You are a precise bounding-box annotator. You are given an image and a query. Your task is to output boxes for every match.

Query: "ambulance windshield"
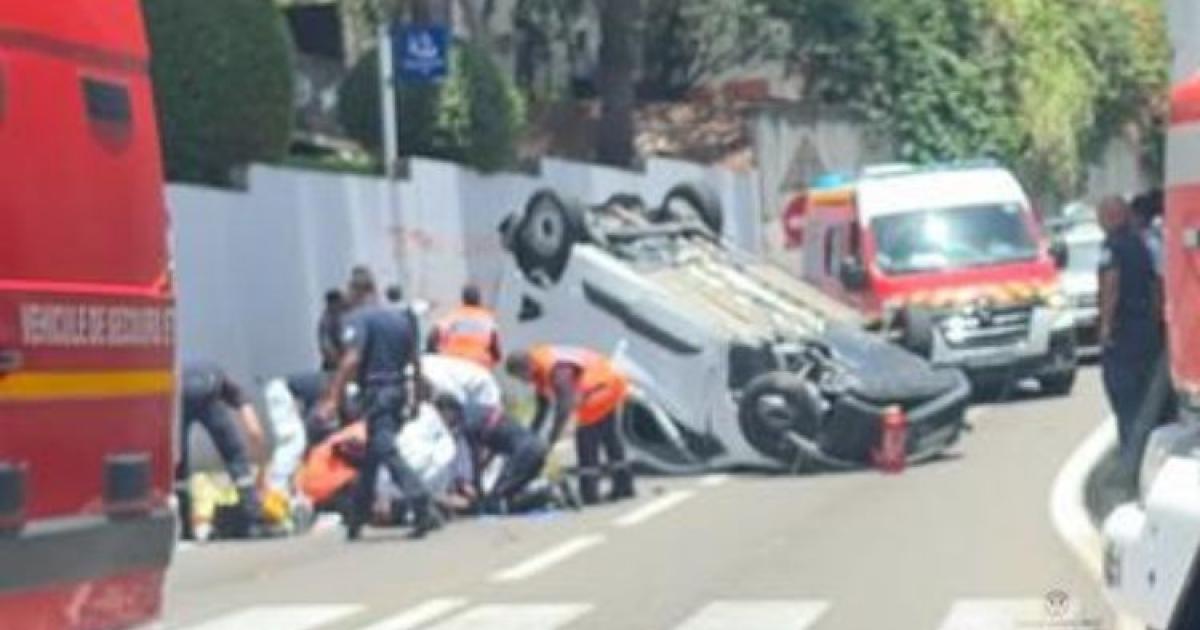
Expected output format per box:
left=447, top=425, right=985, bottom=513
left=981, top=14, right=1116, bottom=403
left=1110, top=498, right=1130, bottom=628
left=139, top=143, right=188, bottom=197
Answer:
left=870, top=203, right=1039, bottom=274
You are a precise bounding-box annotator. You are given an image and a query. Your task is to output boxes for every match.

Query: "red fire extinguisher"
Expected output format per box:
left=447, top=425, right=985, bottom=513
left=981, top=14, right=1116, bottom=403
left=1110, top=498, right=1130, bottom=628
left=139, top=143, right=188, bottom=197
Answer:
left=873, top=405, right=907, bottom=474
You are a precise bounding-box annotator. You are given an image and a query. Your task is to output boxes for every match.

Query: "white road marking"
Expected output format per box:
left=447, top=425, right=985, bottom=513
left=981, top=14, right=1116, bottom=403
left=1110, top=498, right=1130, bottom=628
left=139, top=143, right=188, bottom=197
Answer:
left=936, top=598, right=1095, bottom=630
left=613, top=489, right=696, bottom=528
left=672, top=600, right=830, bottom=630
left=698, top=473, right=731, bottom=487
left=489, top=534, right=606, bottom=582
left=1049, top=418, right=1116, bottom=581
left=421, top=604, right=592, bottom=630
left=357, top=598, right=468, bottom=630
left=178, top=604, right=363, bottom=630
left=966, top=407, right=988, bottom=421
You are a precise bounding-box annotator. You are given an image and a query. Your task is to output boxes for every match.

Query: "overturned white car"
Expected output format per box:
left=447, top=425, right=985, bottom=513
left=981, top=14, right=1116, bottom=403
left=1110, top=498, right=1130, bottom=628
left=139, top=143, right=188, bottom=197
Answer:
left=495, top=184, right=971, bottom=473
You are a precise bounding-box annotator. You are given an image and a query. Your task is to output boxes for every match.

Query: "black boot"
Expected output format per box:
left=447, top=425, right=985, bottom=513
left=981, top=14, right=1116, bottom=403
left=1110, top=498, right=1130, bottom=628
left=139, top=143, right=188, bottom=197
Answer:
left=408, top=497, right=439, bottom=539
left=608, top=467, right=636, bottom=502
left=176, top=488, right=195, bottom=541
left=579, top=475, right=600, bottom=506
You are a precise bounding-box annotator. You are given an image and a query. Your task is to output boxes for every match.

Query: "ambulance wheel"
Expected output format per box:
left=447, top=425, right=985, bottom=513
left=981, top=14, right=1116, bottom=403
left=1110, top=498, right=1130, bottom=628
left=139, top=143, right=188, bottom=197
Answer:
left=899, top=307, right=936, bottom=357
left=512, top=189, right=586, bottom=285
left=738, top=372, right=824, bottom=463
left=655, top=181, right=724, bottom=237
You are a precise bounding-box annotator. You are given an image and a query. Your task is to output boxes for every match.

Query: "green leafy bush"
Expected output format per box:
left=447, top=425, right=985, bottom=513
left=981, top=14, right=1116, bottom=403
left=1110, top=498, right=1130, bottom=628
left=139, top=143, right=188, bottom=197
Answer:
left=760, top=0, right=1169, bottom=199
left=338, top=40, right=526, bottom=172
left=142, top=0, right=295, bottom=186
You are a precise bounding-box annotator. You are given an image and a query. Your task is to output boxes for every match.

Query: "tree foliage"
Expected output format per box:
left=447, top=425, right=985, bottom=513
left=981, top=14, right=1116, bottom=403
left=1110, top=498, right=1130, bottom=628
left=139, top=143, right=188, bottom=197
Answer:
left=338, top=40, right=526, bottom=172
left=640, top=0, right=785, bottom=100
left=142, top=0, right=295, bottom=186
left=760, top=0, right=1168, bottom=200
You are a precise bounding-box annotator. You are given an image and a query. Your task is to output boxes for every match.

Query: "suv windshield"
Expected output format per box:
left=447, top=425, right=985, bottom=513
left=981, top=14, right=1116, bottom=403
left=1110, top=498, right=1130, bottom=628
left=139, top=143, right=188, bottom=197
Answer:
left=871, top=203, right=1038, bottom=274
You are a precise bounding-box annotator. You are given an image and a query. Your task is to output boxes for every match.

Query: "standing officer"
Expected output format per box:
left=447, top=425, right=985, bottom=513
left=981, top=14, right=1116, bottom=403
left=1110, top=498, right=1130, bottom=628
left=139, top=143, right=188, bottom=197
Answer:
left=178, top=361, right=267, bottom=539
left=427, top=283, right=501, bottom=368
left=1097, top=196, right=1164, bottom=479
left=318, top=269, right=436, bottom=540
left=505, top=345, right=634, bottom=505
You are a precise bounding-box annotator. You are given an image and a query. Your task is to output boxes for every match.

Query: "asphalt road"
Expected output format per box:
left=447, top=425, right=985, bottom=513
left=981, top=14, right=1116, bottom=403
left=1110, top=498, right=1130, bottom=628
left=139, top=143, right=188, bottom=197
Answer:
left=164, top=367, right=1114, bottom=630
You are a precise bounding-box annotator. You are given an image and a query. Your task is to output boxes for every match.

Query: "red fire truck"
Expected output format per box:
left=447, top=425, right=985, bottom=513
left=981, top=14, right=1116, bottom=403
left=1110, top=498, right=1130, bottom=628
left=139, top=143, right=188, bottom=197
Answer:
left=0, top=2, right=176, bottom=628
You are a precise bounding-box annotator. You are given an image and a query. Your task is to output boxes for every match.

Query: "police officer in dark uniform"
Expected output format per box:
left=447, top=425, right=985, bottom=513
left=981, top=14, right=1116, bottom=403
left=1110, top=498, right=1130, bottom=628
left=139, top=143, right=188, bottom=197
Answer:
left=1097, top=196, right=1164, bottom=478
left=432, top=393, right=547, bottom=514
left=317, top=268, right=436, bottom=540
left=178, top=361, right=267, bottom=539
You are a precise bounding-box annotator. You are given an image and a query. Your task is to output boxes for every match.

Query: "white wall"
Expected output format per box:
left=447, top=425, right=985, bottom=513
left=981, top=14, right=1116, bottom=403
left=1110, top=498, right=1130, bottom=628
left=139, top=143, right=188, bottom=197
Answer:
left=169, top=156, right=761, bottom=389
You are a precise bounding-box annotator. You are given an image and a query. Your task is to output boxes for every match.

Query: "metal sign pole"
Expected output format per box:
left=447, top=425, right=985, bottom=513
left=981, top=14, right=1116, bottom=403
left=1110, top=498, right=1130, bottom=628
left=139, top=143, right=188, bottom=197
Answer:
left=377, top=22, right=412, bottom=293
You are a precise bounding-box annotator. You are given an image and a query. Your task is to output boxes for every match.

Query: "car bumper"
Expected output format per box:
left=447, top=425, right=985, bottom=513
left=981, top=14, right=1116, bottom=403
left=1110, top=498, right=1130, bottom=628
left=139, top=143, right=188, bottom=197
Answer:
left=820, top=369, right=971, bottom=463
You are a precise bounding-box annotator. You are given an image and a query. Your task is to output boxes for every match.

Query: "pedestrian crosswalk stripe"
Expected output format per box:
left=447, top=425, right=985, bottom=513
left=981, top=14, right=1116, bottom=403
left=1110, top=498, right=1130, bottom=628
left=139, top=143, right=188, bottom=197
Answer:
left=672, top=600, right=830, bottom=630
left=936, top=599, right=1084, bottom=630
left=178, top=604, right=364, bottom=630
left=612, top=489, right=696, bottom=527
left=489, top=534, right=606, bottom=582
left=356, top=598, right=468, bottom=630
left=418, top=604, right=592, bottom=630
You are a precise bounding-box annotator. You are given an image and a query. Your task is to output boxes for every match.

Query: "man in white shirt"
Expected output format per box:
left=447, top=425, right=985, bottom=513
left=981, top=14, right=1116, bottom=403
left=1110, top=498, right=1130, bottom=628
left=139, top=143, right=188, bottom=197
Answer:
left=420, top=353, right=502, bottom=422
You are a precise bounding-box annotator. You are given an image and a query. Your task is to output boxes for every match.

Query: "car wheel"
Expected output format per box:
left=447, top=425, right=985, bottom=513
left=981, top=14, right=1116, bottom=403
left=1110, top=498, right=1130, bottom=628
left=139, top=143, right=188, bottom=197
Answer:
left=512, top=189, right=586, bottom=285
left=654, top=181, right=724, bottom=237
left=1040, top=369, right=1077, bottom=396
left=737, top=371, right=824, bottom=465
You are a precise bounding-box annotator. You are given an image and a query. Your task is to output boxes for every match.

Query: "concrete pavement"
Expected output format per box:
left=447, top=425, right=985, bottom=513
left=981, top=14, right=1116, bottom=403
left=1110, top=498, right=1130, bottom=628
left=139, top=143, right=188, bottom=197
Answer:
left=164, top=368, right=1114, bottom=630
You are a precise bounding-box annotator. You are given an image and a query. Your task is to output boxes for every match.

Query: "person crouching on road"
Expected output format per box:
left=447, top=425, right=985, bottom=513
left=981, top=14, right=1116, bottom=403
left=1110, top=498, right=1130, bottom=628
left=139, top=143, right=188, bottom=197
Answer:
left=505, top=346, right=634, bottom=505
left=433, top=393, right=547, bottom=514
left=427, top=283, right=501, bottom=369
left=1096, top=196, right=1165, bottom=482
left=316, top=269, right=437, bottom=541
left=178, top=361, right=268, bottom=540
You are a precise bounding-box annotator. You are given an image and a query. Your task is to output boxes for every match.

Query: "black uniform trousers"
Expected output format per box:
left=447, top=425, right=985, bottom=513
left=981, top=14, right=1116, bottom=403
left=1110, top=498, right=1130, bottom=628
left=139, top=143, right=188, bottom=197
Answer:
left=352, top=384, right=430, bottom=521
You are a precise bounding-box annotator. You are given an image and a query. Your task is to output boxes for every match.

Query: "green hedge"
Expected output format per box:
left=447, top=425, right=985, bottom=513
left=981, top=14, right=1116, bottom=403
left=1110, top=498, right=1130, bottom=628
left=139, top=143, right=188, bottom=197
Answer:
left=143, top=0, right=295, bottom=186
left=338, top=40, right=526, bottom=172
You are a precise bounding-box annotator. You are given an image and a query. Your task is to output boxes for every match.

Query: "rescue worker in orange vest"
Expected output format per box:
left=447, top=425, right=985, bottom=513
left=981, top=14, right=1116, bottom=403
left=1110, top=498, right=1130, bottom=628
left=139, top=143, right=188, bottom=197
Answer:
left=505, top=345, right=635, bottom=505
left=427, top=284, right=501, bottom=369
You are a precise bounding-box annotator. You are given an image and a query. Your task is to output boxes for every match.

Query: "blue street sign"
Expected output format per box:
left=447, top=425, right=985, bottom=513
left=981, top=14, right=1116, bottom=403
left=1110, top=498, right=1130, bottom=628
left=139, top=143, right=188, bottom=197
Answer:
left=393, top=23, right=449, bottom=84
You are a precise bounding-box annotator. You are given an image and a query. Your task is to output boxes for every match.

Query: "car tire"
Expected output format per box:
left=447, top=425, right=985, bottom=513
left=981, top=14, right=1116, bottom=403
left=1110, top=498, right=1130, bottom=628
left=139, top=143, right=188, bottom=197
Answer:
left=655, top=181, right=724, bottom=237
left=738, top=371, right=825, bottom=464
left=1040, top=369, right=1077, bottom=396
left=511, top=189, right=586, bottom=285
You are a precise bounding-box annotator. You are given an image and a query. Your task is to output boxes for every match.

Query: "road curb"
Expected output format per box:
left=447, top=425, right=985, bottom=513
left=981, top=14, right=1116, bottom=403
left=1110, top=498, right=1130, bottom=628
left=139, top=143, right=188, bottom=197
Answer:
left=1049, top=418, right=1117, bottom=582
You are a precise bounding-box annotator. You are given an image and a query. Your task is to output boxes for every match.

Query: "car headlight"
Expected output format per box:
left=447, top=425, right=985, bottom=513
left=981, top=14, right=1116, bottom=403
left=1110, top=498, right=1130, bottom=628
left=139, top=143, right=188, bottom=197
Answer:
left=1044, top=290, right=1068, bottom=310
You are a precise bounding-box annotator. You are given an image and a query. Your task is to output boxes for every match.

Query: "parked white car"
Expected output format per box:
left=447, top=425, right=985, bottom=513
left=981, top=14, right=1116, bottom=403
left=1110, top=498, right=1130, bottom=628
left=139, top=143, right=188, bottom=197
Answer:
left=494, top=185, right=970, bottom=473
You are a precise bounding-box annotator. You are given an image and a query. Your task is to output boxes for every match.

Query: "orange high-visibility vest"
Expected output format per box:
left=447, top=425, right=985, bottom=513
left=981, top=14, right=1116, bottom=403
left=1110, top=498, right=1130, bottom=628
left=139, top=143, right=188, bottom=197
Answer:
left=435, top=305, right=498, bottom=368
left=528, top=345, right=628, bottom=425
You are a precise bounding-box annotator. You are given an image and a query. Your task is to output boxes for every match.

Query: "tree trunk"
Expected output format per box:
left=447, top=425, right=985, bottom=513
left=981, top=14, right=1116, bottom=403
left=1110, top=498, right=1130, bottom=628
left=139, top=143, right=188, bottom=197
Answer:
left=595, top=0, right=641, bottom=167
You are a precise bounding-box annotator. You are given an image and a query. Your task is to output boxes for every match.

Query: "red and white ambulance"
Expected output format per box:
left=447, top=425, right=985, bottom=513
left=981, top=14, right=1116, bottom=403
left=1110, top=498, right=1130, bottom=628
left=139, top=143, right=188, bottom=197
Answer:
left=796, top=162, right=1077, bottom=395
left=0, top=2, right=176, bottom=627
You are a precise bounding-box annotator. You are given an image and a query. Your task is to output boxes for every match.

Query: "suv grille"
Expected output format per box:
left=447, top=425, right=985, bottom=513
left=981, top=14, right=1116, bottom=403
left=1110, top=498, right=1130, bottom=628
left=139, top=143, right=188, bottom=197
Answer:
left=942, top=304, right=1032, bottom=349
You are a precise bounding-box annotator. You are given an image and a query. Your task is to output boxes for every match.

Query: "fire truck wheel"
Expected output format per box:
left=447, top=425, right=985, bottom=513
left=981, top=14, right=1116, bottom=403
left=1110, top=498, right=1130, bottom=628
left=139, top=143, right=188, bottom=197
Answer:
left=512, top=189, right=586, bottom=285
left=738, top=371, right=824, bottom=463
left=656, top=181, right=724, bottom=237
